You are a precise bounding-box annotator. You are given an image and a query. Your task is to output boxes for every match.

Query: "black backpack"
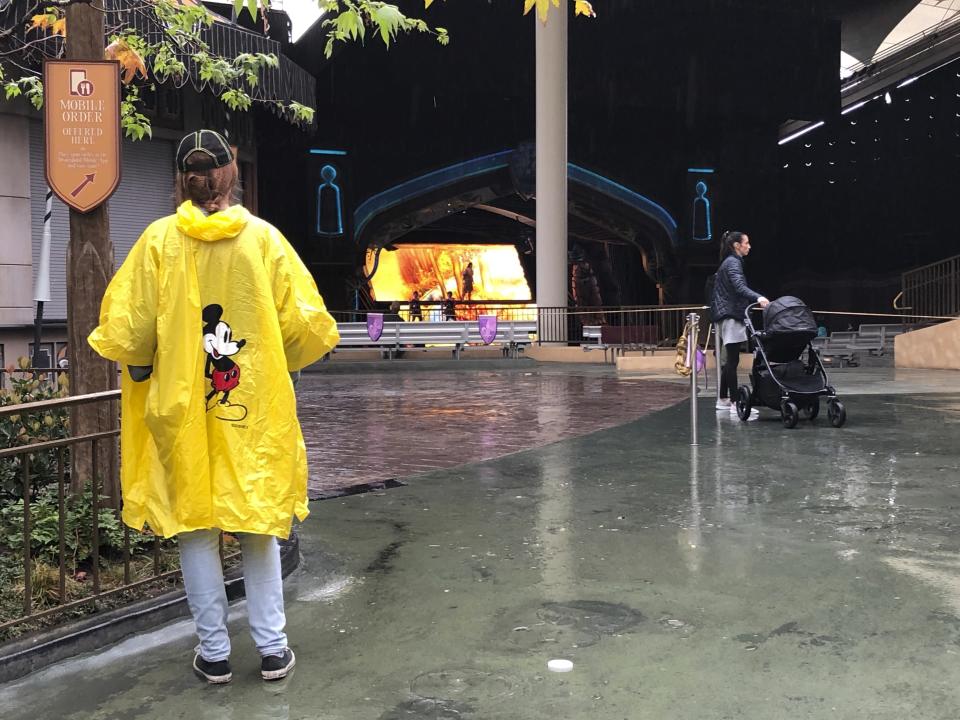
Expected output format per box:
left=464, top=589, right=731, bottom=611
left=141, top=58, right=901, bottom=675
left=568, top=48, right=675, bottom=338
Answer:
left=703, top=273, right=716, bottom=323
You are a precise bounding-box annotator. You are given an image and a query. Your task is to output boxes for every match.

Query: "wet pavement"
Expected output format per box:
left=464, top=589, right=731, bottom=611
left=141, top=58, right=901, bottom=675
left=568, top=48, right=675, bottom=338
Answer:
left=298, top=366, right=689, bottom=498
left=3, top=368, right=960, bottom=719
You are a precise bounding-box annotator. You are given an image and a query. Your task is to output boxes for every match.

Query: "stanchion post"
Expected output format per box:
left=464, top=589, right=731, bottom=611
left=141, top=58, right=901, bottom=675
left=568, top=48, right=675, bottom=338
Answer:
left=714, top=323, right=722, bottom=403
left=688, top=312, right=700, bottom=446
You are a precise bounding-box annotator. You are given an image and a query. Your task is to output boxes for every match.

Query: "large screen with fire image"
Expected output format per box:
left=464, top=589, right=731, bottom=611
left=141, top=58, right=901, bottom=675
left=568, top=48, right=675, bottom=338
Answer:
left=365, top=244, right=532, bottom=302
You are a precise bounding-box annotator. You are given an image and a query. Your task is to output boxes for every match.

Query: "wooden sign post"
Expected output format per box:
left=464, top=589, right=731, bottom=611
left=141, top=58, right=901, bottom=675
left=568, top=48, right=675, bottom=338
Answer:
left=43, top=60, right=121, bottom=213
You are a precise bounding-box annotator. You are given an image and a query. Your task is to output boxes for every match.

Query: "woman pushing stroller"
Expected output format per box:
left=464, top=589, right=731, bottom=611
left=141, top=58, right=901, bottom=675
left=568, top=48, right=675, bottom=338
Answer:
left=711, top=231, right=769, bottom=413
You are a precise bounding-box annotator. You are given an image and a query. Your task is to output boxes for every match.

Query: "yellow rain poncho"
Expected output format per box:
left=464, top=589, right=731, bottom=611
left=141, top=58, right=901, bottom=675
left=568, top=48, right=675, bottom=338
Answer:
left=89, top=201, right=339, bottom=539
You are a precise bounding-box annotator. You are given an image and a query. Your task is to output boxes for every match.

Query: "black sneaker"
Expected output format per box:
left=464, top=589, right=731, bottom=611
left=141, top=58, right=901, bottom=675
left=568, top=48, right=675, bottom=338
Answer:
left=260, top=648, right=296, bottom=681
left=193, top=654, right=232, bottom=684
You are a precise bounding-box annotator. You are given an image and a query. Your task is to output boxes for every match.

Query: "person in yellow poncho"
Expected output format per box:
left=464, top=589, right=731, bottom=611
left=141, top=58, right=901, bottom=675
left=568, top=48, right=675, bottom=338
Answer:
left=89, top=130, right=339, bottom=685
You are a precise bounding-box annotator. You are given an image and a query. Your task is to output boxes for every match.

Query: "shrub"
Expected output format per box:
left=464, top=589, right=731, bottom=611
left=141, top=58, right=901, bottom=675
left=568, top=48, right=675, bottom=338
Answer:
left=0, top=360, right=70, bottom=501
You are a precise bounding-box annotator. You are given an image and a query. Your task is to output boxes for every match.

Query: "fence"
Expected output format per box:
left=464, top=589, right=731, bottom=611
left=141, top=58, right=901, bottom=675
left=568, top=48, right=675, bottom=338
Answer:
left=0, top=367, right=68, bottom=393
left=331, top=303, right=709, bottom=350
left=899, top=254, right=960, bottom=319
left=329, top=303, right=538, bottom=325
left=0, top=390, right=238, bottom=639
left=536, top=305, right=710, bottom=347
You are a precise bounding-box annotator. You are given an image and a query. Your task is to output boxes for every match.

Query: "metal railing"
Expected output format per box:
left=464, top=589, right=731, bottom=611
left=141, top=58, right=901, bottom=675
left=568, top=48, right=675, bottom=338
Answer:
left=331, top=303, right=710, bottom=352
left=535, top=305, right=710, bottom=348
left=899, top=254, right=960, bottom=318
left=330, top=302, right=538, bottom=324
left=844, top=11, right=960, bottom=79
left=0, top=390, right=238, bottom=639
left=0, top=367, right=68, bottom=393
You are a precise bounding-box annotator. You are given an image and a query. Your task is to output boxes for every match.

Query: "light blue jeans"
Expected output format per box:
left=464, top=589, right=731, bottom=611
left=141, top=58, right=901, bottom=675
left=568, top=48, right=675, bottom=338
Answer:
left=178, top=529, right=288, bottom=662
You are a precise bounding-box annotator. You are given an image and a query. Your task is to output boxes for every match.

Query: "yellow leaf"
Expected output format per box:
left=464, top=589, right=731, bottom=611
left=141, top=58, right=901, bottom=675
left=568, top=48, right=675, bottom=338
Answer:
left=523, top=0, right=560, bottom=24
left=104, top=39, right=148, bottom=84
left=574, top=0, right=596, bottom=18
left=52, top=18, right=67, bottom=37
left=28, top=14, right=51, bottom=32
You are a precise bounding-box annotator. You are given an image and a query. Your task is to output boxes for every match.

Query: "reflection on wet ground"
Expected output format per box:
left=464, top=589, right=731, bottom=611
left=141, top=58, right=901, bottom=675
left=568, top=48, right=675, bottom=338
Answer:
left=298, top=367, right=688, bottom=497
left=3, top=368, right=960, bottom=719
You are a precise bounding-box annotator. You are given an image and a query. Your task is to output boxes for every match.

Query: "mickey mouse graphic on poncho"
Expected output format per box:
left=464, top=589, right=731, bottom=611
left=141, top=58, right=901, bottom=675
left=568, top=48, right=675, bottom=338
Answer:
left=202, top=304, right=248, bottom=421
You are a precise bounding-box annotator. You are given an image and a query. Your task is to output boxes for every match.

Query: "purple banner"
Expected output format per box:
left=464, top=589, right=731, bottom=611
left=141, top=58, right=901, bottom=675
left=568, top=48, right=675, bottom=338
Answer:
left=367, top=313, right=384, bottom=341
left=478, top=315, right=498, bottom=345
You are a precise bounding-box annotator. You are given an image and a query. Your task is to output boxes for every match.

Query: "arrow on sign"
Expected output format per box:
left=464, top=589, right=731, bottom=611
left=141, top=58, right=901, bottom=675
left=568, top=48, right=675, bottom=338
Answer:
left=70, top=173, right=96, bottom=197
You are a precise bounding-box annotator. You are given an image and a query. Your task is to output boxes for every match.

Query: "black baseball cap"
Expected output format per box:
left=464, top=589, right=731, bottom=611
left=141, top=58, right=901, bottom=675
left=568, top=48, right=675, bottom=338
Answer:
left=176, top=130, right=234, bottom=172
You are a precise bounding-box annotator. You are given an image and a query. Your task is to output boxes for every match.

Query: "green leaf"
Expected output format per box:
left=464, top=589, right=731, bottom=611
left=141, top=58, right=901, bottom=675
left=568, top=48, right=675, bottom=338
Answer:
left=333, top=9, right=363, bottom=42
left=371, top=3, right=405, bottom=47
left=287, top=101, right=315, bottom=125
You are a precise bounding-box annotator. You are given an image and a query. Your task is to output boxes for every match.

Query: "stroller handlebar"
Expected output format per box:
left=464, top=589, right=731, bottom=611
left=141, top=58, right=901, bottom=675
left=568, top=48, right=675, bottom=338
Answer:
left=743, top=302, right=763, bottom=334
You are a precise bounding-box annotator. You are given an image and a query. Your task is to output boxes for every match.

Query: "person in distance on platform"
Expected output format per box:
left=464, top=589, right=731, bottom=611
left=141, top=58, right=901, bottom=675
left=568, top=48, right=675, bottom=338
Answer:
left=88, top=129, right=339, bottom=685
left=409, top=290, right=424, bottom=321
left=442, top=291, right=456, bottom=321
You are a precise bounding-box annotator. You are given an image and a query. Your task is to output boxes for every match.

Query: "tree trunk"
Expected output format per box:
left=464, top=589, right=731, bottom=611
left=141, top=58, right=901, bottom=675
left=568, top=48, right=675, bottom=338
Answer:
left=65, top=3, right=120, bottom=506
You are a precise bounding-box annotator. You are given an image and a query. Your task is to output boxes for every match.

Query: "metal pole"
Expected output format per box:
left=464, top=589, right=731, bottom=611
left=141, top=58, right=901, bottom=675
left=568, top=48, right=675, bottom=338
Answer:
left=32, top=188, right=53, bottom=369
left=714, top=323, right=722, bottom=403
left=688, top=312, right=699, bottom=446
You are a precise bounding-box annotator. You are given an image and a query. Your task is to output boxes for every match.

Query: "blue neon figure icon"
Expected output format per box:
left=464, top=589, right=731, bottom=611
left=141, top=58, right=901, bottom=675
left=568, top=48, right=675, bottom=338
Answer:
left=692, top=180, right=712, bottom=242
left=316, top=164, right=344, bottom=235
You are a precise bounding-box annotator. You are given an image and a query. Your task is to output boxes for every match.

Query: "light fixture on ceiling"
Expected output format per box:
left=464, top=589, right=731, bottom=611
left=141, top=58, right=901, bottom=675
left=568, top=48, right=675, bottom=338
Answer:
left=841, top=100, right=869, bottom=115
left=778, top=121, right=826, bottom=146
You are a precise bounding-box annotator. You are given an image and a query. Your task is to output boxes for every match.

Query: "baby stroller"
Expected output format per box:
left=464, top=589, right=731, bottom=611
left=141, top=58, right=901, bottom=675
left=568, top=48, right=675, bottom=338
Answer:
left=735, top=296, right=847, bottom=428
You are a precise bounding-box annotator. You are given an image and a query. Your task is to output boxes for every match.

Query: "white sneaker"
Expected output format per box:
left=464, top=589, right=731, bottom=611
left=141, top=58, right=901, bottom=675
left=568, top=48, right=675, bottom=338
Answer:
left=716, top=399, right=732, bottom=411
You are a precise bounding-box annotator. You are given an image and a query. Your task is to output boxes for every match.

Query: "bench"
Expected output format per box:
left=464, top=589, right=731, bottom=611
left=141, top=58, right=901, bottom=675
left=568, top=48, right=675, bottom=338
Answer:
left=857, top=323, right=906, bottom=355
left=581, top=325, right=658, bottom=363
left=464, top=320, right=537, bottom=358
left=815, top=324, right=909, bottom=366
left=581, top=325, right=617, bottom=363
left=818, top=344, right=858, bottom=368
left=334, top=320, right=535, bottom=359
left=602, top=325, right=658, bottom=354
left=336, top=322, right=405, bottom=358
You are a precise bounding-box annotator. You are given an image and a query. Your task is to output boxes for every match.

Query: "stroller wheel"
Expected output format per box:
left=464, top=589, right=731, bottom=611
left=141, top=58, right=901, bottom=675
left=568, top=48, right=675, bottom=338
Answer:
left=828, top=400, right=847, bottom=428
left=736, top=385, right=752, bottom=422
left=781, top=401, right=799, bottom=429
left=803, top=399, right=820, bottom=420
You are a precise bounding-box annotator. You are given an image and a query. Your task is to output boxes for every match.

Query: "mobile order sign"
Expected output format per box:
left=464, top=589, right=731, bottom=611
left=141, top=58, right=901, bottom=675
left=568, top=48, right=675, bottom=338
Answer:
left=43, top=60, right=121, bottom=213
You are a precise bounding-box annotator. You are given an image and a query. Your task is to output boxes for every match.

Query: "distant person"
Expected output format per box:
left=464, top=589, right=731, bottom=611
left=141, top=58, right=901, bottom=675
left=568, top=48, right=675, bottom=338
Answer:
left=461, top=262, right=474, bottom=301
left=711, top=230, right=769, bottom=412
left=442, top=291, right=456, bottom=320
left=409, top=291, right=423, bottom=321
left=384, top=301, right=405, bottom=357
left=385, top=301, right=403, bottom=322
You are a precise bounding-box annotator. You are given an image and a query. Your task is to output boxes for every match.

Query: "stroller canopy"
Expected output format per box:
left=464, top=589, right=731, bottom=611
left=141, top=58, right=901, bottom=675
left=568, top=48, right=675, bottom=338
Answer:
left=763, top=296, right=817, bottom=336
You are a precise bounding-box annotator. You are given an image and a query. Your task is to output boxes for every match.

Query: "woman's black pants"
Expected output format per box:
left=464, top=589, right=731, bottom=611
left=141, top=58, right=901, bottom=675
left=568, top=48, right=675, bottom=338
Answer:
left=719, top=341, right=744, bottom=400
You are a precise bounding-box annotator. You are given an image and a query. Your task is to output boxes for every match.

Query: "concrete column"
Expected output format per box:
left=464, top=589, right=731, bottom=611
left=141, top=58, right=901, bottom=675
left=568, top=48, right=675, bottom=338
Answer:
left=0, top=113, right=34, bottom=327
left=535, top=5, right=568, bottom=325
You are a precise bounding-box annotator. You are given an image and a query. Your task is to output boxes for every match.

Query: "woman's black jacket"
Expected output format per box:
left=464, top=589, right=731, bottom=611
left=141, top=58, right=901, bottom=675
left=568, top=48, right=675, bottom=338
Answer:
left=711, top=254, right=761, bottom=322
